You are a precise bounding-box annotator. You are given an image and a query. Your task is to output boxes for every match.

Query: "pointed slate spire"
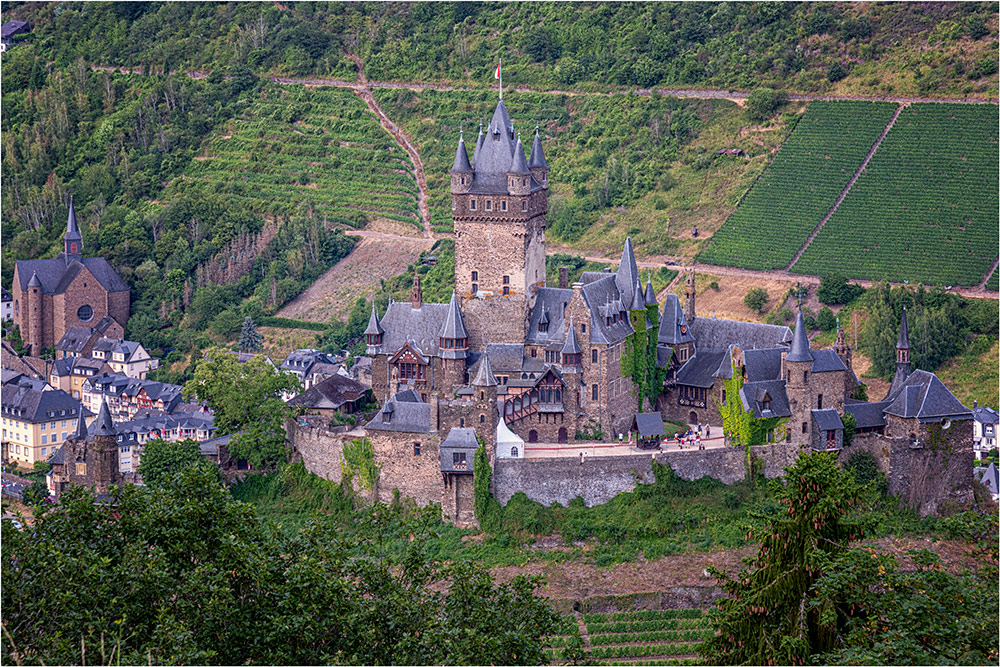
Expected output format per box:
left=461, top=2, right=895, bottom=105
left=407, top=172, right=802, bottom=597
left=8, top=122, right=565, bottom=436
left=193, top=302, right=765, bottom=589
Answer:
left=614, top=237, right=640, bottom=307
left=472, top=120, right=484, bottom=166
left=27, top=271, right=41, bottom=288
left=93, top=398, right=116, bottom=437
left=630, top=278, right=646, bottom=311
left=74, top=402, right=88, bottom=440
left=64, top=195, right=82, bottom=258
left=450, top=129, right=473, bottom=173
left=528, top=125, right=549, bottom=169
left=440, top=291, right=468, bottom=340
left=472, top=353, right=498, bottom=387
left=785, top=307, right=814, bottom=362
left=897, top=306, right=910, bottom=350
left=644, top=272, right=656, bottom=306
left=509, top=134, right=531, bottom=175
left=561, top=317, right=582, bottom=355
left=364, top=303, right=383, bottom=336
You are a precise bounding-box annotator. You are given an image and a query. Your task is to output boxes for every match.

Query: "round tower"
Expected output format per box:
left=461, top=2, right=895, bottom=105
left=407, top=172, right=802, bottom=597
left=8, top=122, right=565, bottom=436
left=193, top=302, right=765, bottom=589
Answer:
left=449, top=129, right=473, bottom=195
left=507, top=134, right=532, bottom=196
left=471, top=354, right=499, bottom=461
left=27, top=271, right=43, bottom=355
left=528, top=126, right=549, bottom=190
left=782, top=307, right=814, bottom=445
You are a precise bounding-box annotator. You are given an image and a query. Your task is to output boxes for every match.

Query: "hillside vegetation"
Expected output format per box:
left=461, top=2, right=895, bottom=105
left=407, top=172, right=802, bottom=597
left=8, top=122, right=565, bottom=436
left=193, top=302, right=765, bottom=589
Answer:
left=791, top=103, right=1000, bottom=286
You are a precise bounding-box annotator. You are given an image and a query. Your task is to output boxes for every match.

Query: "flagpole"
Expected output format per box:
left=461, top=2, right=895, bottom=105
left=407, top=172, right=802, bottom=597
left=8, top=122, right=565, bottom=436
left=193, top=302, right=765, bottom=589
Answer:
left=499, top=57, right=503, bottom=101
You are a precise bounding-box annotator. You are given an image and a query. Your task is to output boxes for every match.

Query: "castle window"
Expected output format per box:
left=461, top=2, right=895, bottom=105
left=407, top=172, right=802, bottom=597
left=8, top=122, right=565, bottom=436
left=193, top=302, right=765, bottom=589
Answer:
left=523, top=178, right=527, bottom=186
left=581, top=324, right=586, bottom=333
left=471, top=283, right=477, bottom=294
left=511, top=446, right=518, bottom=457
left=460, top=418, right=465, bottom=427
left=538, top=320, right=548, bottom=333
left=803, top=371, right=808, bottom=383
left=802, top=422, right=808, bottom=434
left=503, top=286, right=510, bottom=296
left=480, top=391, right=484, bottom=400
left=503, top=275, right=510, bottom=285
left=501, top=200, right=507, bottom=211
left=413, top=442, right=421, bottom=456
left=531, top=348, right=536, bottom=357
left=592, top=384, right=598, bottom=400
left=472, top=271, right=478, bottom=282
left=470, top=200, right=476, bottom=210
left=461, top=176, right=466, bottom=185
left=71, top=243, right=78, bottom=253
left=522, top=201, right=527, bottom=211
left=817, top=394, right=823, bottom=409
left=77, top=304, right=94, bottom=322
left=480, top=414, right=485, bottom=423
left=721, top=389, right=726, bottom=404
left=592, top=349, right=598, bottom=363
left=453, top=452, right=467, bottom=469
left=486, top=200, right=492, bottom=211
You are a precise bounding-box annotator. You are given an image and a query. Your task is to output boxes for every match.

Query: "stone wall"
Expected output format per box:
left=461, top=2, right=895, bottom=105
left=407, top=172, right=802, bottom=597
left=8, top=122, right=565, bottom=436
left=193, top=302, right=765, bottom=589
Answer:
left=287, top=420, right=350, bottom=484
left=493, top=443, right=800, bottom=507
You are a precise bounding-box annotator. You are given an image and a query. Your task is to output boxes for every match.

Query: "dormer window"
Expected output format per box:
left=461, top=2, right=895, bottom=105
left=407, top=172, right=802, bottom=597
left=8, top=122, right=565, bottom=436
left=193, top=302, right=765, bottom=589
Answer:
left=538, top=321, right=548, bottom=333
left=382, top=410, right=392, bottom=424
left=761, top=393, right=771, bottom=411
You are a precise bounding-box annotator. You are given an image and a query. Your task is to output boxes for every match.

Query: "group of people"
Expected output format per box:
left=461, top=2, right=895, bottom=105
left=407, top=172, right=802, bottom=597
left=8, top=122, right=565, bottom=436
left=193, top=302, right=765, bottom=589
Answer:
left=673, top=423, right=710, bottom=450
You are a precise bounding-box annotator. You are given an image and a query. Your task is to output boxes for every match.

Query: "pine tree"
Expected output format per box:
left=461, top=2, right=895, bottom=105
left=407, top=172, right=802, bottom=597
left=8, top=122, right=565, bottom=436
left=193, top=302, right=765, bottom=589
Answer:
left=238, top=316, right=263, bottom=353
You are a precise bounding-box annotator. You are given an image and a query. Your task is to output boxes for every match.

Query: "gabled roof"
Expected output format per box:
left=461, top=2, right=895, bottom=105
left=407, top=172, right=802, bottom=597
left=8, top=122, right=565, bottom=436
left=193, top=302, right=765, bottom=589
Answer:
left=785, top=308, right=814, bottom=363
left=287, top=374, right=367, bottom=411
left=440, top=427, right=478, bottom=473
left=812, top=408, right=844, bottom=431
left=739, top=380, right=791, bottom=419
left=974, top=406, right=999, bottom=425
left=1, top=21, right=30, bottom=39
left=528, top=127, right=548, bottom=169
left=0, top=386, right=85, bottom=423
left=845, top=400, right=891, bottom=429
left=689, top=317, right=792, bottom=350
left=658, top=294, right=695, bottom=345
left=16, top=257, right=129, bottom=294
left=631, top=412, right=666, bottom=437
left=675, top=349, right=727, bottom=388
left=526, top=287, right=573, bottom=345
left=810, top=349, right=848, bottom=373
left=380, top=300, right=452, bottom=358
left=743, top=348, right=784, bottom=381
left=364, top=389, right=433, bottom=434
left=1, top=287, right=12, bottom=302
left=883, top=370, right=972, bottom=422
left=581, top=275, right=634, bottom=345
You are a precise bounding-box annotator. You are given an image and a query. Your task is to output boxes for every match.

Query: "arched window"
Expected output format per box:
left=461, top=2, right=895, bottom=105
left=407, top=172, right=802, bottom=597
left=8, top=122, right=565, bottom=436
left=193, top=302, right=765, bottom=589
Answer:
left=480, top=414, right=485, bottom=424
left=511, top=446, right=518, bottom=458
left=802, top=422, right=808, bottom=434
left=592, top=349, right=598, bottom=363
left=528, top=430, right=538, bottom=443
left=71, top=243, right=78, bottom=253
left=460, top=418, right=465, bottom=427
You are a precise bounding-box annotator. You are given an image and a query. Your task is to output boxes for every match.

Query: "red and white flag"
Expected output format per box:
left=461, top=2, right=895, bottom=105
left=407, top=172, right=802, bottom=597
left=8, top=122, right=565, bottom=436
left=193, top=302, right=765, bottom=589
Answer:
left=494, top=59, right=502, bottom=80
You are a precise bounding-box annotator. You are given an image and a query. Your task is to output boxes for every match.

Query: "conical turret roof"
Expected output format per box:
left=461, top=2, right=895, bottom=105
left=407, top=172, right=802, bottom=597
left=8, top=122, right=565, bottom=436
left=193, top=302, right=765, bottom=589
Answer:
left=450, top=130, right=473, bottom=173
left=785, top=307, right=814, bottom=362
left=509, top=135, right=531, bottom=175
left=897, top=306, right=910, bottom=350
left=74, top=403, right=88, bottom=440
left=93, top=398, right=116, bottom=437
left=472, top=121, right=484, bottom=166
left=439, top=291, right=468, bottom=339
left=630, top=278, right=646, bottom=311
left=364, top=303, right=383, bottom=336
left=529, top=126, right=548, bottom=169
left=27, top=271, right=41, bottom=287
left=472, top=353, right=498, bottom=387
left=614, top=237, right=639, bottom=307
left=65, top=196, right=82, bottom=243
left=644, top=274, right=656, bottom=306
left=561, top=318, right=582, bottom=355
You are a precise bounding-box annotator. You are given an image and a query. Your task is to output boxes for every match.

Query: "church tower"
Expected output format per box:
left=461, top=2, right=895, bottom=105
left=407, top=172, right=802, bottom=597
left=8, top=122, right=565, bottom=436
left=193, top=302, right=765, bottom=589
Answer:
left=451, top=100, right=549, bottom=348
left=885, top=306, right=912, bottom=401
left=64, top=196, right=82, bottom=262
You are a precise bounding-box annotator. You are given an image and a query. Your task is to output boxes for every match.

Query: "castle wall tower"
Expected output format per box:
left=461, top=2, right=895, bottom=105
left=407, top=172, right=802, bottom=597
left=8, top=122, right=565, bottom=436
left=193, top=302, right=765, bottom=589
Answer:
left=684, top=268, right=696, bottom=323
left=90, top=399, right=121, bottom=494
left=471, top=354, right=499, bottom=461
left=834, top=319, right=855, bottom=398
left=452, top=100, right=548, bottom=349
left=782, top=308, right=814, bottom=446
left=27, top=271, right=43, bottom=356
left=885, top=306, right=912, bottom=401
left=439, top=291, right=470, bottom=391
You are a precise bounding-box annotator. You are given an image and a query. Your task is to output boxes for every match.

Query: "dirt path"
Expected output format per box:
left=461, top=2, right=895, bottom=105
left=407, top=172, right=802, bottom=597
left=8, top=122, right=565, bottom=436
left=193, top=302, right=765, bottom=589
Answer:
left=976, top=257, right=999, bottom=291
left=786, top=103, right=905, bottom=270
left=276, top=233, right=429, bottom=322
left=344, top=55, right=432, bottom=238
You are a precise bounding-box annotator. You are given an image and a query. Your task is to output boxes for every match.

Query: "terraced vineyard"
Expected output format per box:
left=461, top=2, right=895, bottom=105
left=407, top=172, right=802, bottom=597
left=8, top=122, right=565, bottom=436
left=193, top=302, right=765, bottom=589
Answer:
left=171, top=84, right=419, bottom=227
left=545, top=609, right=710, bottom=665
left=792, top=103, right=1000, bottom=287
left=987, top=270, right=999, bottom=292
left=698, top=101, right=898, bottom=270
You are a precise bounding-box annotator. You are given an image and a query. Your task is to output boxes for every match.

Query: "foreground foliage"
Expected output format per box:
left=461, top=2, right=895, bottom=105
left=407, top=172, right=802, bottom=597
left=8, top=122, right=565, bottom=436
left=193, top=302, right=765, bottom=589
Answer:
left=1, top=466, right=558, bottom=665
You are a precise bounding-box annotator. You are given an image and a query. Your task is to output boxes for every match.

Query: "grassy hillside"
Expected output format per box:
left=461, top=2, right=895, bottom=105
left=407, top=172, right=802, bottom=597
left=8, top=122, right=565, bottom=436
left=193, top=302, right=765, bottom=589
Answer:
left=935, top=337, right=999, bottom=410
left=7, top=2, right=995, bottom=98
left=791, top=103, right=1000, bottom=286
left=165, top=83, right=419, bottom=228
left=373, top=88, right=794, bottom=255
left=699, top=101, right=899, bottom=271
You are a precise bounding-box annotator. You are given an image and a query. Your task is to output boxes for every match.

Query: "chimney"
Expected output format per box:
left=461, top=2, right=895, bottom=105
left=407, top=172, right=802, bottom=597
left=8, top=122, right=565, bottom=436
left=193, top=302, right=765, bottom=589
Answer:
left=430, top=392, right=440, bottom=431
left=558, top=266, right=569, bottom=289
left=410, top=274, right=422, bottom=309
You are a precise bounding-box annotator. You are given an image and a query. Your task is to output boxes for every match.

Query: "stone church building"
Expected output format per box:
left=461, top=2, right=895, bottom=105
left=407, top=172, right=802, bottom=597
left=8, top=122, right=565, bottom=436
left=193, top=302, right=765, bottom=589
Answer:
left=12, top=199, right=130, bottom=355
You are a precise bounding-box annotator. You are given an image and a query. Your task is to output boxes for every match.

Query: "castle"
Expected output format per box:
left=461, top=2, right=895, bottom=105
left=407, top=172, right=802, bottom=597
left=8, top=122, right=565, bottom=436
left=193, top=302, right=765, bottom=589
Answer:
left=11, top=199, right=130, bottom=356
left=301, top=98, right=973, bottom=522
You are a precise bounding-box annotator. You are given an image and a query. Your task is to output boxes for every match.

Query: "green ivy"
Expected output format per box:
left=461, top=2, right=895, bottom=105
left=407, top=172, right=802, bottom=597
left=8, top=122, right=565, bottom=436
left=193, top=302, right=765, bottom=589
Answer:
left=341, top=438, right=380, bottom=493
left=473, top=443, right=502, bottom=532
left=620, top=303, right=667, bottom=411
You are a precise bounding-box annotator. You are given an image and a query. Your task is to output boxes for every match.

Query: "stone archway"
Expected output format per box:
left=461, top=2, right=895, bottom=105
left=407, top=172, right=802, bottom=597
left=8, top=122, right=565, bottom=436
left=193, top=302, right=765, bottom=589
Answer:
left=528, top=429, right=538, bottom=443
left=689, top=411, right=698, bottom=424
left=558, top=427, right=568, bottom=443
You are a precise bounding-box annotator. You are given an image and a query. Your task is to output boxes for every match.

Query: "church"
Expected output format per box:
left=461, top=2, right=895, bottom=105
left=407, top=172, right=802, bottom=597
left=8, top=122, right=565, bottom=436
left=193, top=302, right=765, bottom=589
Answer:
left=11, top=199, right=130, bottom=355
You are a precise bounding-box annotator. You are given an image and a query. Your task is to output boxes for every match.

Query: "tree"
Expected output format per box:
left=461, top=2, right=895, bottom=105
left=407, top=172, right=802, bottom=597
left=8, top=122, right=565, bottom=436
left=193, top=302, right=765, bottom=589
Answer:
left=699, top=452, right=865, bottom=665
left=238, top=316, right=263, bottom=353
left=22, top=479, right=49, bottom=506
left=744, top=287, right=769, bottom=313
left=817, top=274, right=864, bottom=305
left=745, top=87, right=788, bottom=121
left=137, top=438, right=209, bottom=488
left=1, top=467, right=558, bottom=665
left=816, top=306, right=837, bottom=332
left=184, top=347, right=301, bottom=468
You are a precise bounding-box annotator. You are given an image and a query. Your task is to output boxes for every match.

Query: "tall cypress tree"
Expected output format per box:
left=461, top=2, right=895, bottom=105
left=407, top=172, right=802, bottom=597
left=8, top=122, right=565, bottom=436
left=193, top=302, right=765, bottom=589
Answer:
left=238, top=316, right=263, bottom=353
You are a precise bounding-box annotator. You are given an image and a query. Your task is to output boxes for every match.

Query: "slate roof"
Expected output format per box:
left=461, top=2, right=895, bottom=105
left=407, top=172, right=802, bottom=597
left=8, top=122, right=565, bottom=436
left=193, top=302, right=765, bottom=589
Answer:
left=364, top=304, right=384, bottom=336
left=655, top=346, right=673, bottom=368
left=467, top=101, right=543, bottom=194
left=280, top=349, right=340, bottom=375
left=1, top=386, right=84, bottom=423
left=632, top=412, right=666, bottom=437
left=440, top=427, right=478, bottom=473
left=529, top=127, right=548, bottom=169
left=287, top=374, right=368, bottom=411
left=93, top=399, right=116, bottom=436
left=472, top=124, right=484, bottom=167
left=1, top=21, right=30, bottom=39
left=561, top=319, right=582, bottom=355
left=897, top=306, right=910, bottom=350
left=739, top=380, right=791, bottom=419
left=440, top=427, right=478, bottom=448
left=883, top=370, right=972, bottom=422
left=614, top=238, right=640, bottom=309
left=580, top=269, right=612, bottom=284
left=743, top=348, right=784, bottom=381
left=472, top=353, right=498, bottom=387
left=689, top=317, right=792, bottom=350
left=526, top=287, right=572, bottom=345
left=810, top=349, right=848, bottom=373
left=786, top=309, right=814, bottom=362
left=439, top=292, right=469, bottom=348
left=15, top=257, right=129, bottom=294
left=450, top=132, right=473, bottom=173
left=812, top=408, right=844, bottom=431
left=380, top=300, right=452, bottom=357
left=658, top=293, right=696, bottom=345
left=581, top=275, right=634, bottom=345
left=1, top=287, right=11, bottom=302
left=974, top=406, right=999, bottom=425
left=978, top=462, right=999, bottom=496
left=65, top=197, right=82, bottom=244
left=365, top=390, right=433, bottom=434
left=644, top=277, right=656, bottom=306
left=675, top=349, right=727, bottom=388
left=843, top=400, right=890, bottom=429
left=509, top=136, right=531, bottom=175
left=48, top=444, right=66, bottom=465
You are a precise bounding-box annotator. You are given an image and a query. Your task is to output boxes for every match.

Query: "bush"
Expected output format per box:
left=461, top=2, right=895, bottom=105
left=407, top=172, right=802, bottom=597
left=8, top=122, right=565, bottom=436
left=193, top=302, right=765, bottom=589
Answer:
left=745, top=87, right=789, bottom=121
left=817, top=274, right=864, bottom=305
left=846, top=450, right=887, bottom=497
left=816, top=306, right=837, bottom=332
left=709, top=281, right=720, bottom=290
left=827, top=62, right=848, bottom=83
left=744, top=287, right=769, bottom=313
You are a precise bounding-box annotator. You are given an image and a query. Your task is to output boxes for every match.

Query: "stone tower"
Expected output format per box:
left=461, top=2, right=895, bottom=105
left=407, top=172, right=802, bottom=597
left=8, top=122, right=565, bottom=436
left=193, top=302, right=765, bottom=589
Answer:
left=885, top=306, right=912, bottom=400
left=684, top=268, right=696, bottom=323
left=439, top=291, right=470, bottom=390
left=91, top=398, right=121, bottom=493
left=834, top=319, right=855, bottom=397
left=782, top=307, right=814, bottom=445
left=472, top=354, right=499, bottom=460
left=64, top=196, right=82, bottom=261
left=451, top=99, right=549, bottom=349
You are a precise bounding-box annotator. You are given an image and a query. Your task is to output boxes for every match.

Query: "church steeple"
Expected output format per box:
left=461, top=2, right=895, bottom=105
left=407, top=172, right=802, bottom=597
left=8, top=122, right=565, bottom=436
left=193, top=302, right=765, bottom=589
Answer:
left=886, top=306, right=912, bottom=400
left=64, top=196, right=82, bottom=261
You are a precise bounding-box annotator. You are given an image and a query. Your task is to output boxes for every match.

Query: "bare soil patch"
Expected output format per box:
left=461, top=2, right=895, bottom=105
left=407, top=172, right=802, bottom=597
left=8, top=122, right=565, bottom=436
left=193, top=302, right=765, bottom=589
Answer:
left=276, top=234, right=427, bottom=323
left=672, top=271, right=822, bottom=323
left=258, top=326, right=319, bottom=359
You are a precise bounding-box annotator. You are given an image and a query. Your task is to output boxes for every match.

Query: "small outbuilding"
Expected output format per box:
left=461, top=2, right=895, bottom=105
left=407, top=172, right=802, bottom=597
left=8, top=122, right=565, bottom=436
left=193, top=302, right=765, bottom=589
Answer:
left=630, top=412, right=666, bottom=450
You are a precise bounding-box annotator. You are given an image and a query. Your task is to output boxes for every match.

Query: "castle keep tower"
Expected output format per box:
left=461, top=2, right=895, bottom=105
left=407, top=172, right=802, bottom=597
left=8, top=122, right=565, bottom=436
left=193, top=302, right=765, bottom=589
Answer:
left=451, top=100, right=549, bottom=348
